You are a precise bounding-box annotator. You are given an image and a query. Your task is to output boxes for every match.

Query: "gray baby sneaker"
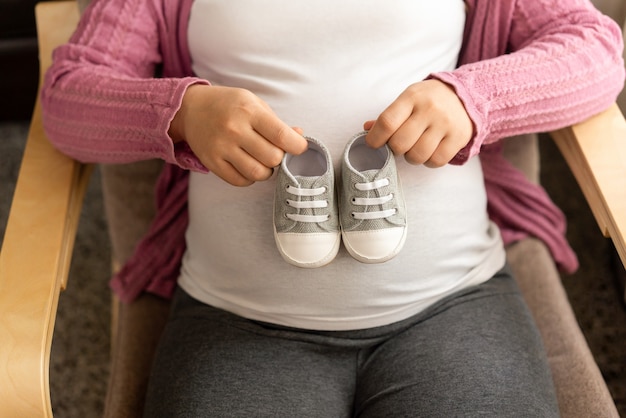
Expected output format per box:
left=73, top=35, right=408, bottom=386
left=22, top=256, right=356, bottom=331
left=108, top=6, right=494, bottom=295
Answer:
left=273, top=136, right=340, bottom=268
left=339, top=131, right=407, bottom=263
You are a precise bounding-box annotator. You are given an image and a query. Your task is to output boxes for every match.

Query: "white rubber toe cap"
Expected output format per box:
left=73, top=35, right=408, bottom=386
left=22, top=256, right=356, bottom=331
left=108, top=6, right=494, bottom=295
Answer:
left=274, top=231, right=341, bottom=268
left=342, top=227, right=406, bottom=264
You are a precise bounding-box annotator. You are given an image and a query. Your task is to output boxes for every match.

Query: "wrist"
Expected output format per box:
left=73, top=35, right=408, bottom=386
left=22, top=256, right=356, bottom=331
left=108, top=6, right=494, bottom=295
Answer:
left=169, top=83, right=203, bottom=143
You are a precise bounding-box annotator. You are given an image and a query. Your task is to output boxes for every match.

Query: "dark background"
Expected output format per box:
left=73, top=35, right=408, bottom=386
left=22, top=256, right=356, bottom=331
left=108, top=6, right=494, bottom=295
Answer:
left=0, top=0, right=52, bottom=121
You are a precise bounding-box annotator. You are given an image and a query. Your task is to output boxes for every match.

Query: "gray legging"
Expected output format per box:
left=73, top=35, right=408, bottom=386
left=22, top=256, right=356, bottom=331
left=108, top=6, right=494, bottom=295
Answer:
left=143, top=267, right=559, bottom=417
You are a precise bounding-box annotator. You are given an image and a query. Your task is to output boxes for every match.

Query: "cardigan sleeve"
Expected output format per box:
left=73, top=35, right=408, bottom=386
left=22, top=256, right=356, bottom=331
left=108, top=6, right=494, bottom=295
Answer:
left=430, top=0, right=625, bottom=163
left=40, top=0, right=208, bottom=172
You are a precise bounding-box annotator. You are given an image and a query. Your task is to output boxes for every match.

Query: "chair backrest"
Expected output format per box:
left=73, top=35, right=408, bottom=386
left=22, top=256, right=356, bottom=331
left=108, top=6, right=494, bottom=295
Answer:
left=101, top=161, right=163, bottom=267
left=77, top=0, right=90, bottom=13
left=502, top=134, right=540, bottom=184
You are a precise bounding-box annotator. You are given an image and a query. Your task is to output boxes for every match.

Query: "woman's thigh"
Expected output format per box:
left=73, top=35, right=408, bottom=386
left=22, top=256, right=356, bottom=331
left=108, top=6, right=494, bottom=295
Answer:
left=144, top=270, right=558, bottom=417
left=143, top=290, right=356, bottom=418
left=354, top=271, right=559, bottom=417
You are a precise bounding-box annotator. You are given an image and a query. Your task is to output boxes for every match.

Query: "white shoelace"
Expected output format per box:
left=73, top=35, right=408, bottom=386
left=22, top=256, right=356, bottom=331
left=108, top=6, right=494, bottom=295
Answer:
left=352, top=178, right=397, bottom=220
left=285, top=185, right=329, bottom=223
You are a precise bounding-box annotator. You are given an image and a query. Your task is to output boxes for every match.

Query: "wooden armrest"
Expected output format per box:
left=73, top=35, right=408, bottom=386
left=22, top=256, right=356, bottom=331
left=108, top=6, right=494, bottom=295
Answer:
left=0, top=2, right=84, bottom=417
left=550, top=103, right=626, bottom=270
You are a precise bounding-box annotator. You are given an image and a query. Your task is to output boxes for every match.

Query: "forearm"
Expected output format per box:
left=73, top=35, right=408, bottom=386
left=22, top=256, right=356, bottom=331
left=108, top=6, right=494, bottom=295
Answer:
left=40, top=0, right=208, bottom=171
left=432, top=2, right=625, bottom=162
left=41, top=63, right=207, bottom=170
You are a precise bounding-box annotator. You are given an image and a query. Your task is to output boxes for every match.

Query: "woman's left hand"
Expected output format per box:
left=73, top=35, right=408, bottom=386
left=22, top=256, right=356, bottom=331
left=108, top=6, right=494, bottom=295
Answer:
left=364, top=79, right=473, bottom=168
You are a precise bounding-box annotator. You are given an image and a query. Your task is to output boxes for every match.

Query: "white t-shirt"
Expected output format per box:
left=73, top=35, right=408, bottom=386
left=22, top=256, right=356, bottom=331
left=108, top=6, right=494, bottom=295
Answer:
left=180, top=0, right=506, bottom=330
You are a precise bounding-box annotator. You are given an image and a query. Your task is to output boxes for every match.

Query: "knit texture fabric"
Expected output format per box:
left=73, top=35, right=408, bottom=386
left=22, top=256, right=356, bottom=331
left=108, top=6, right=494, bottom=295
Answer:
left=40, top=0, right=625, bottom=302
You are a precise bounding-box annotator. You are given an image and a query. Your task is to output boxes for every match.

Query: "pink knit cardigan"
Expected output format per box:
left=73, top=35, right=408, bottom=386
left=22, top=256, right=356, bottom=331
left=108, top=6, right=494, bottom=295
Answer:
left=41, top=0, right=625, bottom=302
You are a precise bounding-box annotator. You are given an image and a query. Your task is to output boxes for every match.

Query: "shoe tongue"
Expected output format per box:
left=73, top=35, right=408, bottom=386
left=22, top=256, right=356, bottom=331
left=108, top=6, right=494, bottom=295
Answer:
left=359, top=168, right=383, bottom=182
left=294, top=175, right=325, bottom=189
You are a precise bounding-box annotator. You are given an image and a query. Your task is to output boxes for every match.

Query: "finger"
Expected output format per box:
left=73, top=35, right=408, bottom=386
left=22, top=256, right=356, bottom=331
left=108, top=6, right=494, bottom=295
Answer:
left=423, top=135, right=466, bottom=168
left=363, top=120, right=376, bottom=131
left=252, top=112, right=308, bottom=155
left=240, top=131, right=285, bottom=168
left=385, top=115, right=428, bottom=156
left=366, top=96, right=414, bottom=149
left=211, top=159, right=255, bottom=187
left=404, top=127, right=444, bottom=166
left=225, top=146, right=275, bottom=183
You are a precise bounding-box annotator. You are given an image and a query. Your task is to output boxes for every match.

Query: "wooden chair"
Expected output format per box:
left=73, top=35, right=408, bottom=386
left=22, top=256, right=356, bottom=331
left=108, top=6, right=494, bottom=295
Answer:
left=1, top=1, right=625, bottom=416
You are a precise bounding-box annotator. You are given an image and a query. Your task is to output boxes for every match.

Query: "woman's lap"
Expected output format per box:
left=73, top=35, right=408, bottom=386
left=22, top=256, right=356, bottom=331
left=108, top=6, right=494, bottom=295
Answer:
left=353, top=273, right=558, bottom=417
left=143, top=267, right=558, bottom=417
left=143, top=296, right=356, bottom=417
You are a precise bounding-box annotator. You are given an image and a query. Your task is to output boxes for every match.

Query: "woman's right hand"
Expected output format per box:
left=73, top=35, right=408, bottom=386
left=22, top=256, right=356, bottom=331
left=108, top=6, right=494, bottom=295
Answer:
left=169, top=84, right=308, bottom=186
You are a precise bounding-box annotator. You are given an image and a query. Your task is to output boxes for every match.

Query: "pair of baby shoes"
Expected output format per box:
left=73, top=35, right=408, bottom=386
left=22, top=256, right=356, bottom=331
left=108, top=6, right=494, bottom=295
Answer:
left=273, top=132, right=407, bottom=268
